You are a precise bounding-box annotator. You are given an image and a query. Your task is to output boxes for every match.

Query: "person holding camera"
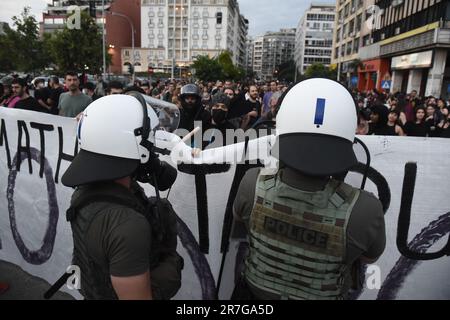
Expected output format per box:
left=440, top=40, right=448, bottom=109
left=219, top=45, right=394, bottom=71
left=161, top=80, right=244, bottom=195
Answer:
left=62, top=93, right=183, bottom=300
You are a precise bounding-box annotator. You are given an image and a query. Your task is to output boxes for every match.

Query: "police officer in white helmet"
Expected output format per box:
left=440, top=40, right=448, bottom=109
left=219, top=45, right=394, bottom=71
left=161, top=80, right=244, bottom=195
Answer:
left=232, top=78, right=386, bottom=300
left=60, top=93, right=183, bottom=300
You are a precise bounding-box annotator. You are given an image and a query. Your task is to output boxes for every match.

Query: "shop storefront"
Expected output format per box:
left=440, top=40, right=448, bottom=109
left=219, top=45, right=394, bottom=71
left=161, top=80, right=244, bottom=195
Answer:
left=358, top=59, right=390, bottom=92
left=391, top=49, right=447, bottom=97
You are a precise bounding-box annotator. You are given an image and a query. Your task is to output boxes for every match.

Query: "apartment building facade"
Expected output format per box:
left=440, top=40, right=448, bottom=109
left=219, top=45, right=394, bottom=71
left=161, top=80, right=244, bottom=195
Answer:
left=295, top=3, right=336, bottom=75
left=40, top=0, right=112, bottom=35
left=359, top=0, right=450, bottom=97
left=332, top=0, right=375, bottom=88
left=253, top=28, right=296, bottom=81
left=139, top=0, right=248, bottom=73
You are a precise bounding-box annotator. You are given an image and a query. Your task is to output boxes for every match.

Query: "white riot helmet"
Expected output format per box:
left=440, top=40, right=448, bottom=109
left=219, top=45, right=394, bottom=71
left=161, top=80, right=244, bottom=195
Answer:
left=62, top=93, right=161, bottom=187
left=273, top=78, right=358, bottom=176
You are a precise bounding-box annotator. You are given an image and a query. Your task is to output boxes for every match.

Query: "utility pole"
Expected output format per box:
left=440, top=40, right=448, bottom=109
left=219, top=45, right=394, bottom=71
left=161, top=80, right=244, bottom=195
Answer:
left=111, top=12, right=136, bottom=84
left=171, top=57, right=175, bottom=80
left=337, top=18, right=344, bottom=83
left=102, top=0, right=106, bottom=79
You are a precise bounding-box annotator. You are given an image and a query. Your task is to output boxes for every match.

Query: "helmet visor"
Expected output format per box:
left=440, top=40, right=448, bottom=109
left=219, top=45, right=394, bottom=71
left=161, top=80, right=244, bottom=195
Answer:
left=272, top=133, right=358, bottom=177
left=62, top=149, right=139, bottom=187
left=143, top=95, right=180, bottom=133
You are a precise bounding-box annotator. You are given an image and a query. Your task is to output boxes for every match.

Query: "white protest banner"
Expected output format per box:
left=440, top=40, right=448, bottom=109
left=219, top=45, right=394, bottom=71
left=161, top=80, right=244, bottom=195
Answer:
left=1, top=108, right=449, bottom=300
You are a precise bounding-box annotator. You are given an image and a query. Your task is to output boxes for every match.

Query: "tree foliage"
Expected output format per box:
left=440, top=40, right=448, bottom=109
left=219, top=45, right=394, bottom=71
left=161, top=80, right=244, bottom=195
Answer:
left=191, top=55, right=223, bottom=81
left=276, top=60, right=296, bottom=82
left=46, top=12, right=111, bottom=74
left=0, top=7, right=49, bottom=73
left=304, top=63, right=337, bottom=80
left=191, top=51, right=244, bottom=82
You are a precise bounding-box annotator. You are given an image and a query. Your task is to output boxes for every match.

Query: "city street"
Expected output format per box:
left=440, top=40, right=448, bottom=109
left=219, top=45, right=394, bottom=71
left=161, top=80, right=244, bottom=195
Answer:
left=0, top=260, right=73, bottom=300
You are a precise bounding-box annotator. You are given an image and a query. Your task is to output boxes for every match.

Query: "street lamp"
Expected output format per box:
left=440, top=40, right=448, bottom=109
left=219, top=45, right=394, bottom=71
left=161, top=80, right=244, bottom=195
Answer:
left=337, top=18, right=344, bottom=83
left=110, top=11, right=136, bottom=83
left=102, top=0, right=106, bottom=80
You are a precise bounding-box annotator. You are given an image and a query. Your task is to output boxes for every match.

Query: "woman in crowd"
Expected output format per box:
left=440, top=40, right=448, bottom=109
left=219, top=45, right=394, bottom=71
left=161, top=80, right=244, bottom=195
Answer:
left=425, top=104, right=441, bottom=137
left=389, top=97, right=407, bottom=125
left=437, top=107, right=450, bottom=138
left=386, top=110, right=406, bottom=136
left=368, top=104, right=390, bottom=136
left=404, top=107, right=430, bottom=137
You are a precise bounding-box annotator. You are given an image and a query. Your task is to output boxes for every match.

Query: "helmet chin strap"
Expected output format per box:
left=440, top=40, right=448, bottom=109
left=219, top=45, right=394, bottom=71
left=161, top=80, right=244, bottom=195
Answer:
left=354, top=137, right=371, bottom=190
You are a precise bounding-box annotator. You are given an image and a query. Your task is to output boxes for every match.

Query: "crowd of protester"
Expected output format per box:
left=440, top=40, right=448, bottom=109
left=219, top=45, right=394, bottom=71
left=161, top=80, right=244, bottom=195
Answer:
left=354, top=89, right=450, bottom=138
left=1, top=73, right=449, bottom=139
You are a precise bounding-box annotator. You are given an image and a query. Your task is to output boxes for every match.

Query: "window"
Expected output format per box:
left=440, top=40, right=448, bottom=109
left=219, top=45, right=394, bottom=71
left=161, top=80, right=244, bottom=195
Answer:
left=346, top=41, right=352, bottom=55
left=356, top=14, right=362, bottom=32
left=353, top=38, right=359, bottom=53
left=363, top=35, right=371, bottom=46
left=349, top=19, right=355, bottom=36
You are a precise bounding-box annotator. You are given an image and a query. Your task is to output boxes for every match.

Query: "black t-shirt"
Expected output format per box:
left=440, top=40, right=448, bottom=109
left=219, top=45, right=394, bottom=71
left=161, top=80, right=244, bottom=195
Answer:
left=15, top=97, right=48, bottom=113
left=441, top=126, right=450, bottom=138
left=383, top=125, right=398, bottom=136
left=34, top=87, right=51, bottom=103
left=178, top=106, right=212, bottom=133
left=49, top=87, right=65, bottom=114
left=228, top=92, right=261, bottom=120
left=404, top=121, right=429, bottom=137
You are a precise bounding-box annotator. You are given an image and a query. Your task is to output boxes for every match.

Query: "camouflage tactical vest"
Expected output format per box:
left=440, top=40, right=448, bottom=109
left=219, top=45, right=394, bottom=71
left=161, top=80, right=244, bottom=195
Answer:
left=244, top=172, right=360, bottom=300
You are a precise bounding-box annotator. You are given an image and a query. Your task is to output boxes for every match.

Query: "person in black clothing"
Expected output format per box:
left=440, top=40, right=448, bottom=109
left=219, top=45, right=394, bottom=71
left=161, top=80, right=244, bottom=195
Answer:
left=227, top=85, right=261, bottom=130
left=178, top=84, right=211, bottom=136
left=84, top=82, right=101, bottom=101
left=385, top=110, right=406, bottom=136
left=106, top=81, right=125, bottom=95
left=48, top=76, right=65, bottom=115
left=205, top=92, right=236, bottom=147
left=34, top=79, right=51, bottom=112
left=404, top=107, right=429, bottom=137
left=425, top=105, right=441, bottom=137
left=437, top=108, right=450, bottom=138
left=11, top=78, right=47, bottom=113
left=368, top=104, right=390, bottom=136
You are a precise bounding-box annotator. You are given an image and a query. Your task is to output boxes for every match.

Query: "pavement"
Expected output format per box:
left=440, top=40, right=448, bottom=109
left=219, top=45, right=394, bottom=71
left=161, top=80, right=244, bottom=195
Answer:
left=0, top=260, right=74, bottom=300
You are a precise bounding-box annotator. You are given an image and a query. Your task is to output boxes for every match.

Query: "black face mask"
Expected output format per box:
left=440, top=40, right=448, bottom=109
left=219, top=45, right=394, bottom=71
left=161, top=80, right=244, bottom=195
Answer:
left=212, top=109, right=227, bottom=124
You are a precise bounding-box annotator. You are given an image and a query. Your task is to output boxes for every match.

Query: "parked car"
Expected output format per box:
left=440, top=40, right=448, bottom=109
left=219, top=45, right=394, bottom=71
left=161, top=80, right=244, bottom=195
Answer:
left=31, top=76, right=49, bottom=89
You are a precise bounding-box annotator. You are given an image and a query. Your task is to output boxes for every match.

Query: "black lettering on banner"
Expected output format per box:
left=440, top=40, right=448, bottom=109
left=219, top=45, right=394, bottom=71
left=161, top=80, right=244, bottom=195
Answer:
left=30, top=122, right=55, bottom=178
left=55, top=126, right=78, bottom=184
left=377, top=212, right=450, bottom=300
left=0, top=118, right=12, bottom=169
left=16, top=120, right=33, bottom=174
left=175, top=213, right=217, bottom=300
left=178, top=163, right=231, bottom=254
left=7, top=147, right=59, bottom=265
